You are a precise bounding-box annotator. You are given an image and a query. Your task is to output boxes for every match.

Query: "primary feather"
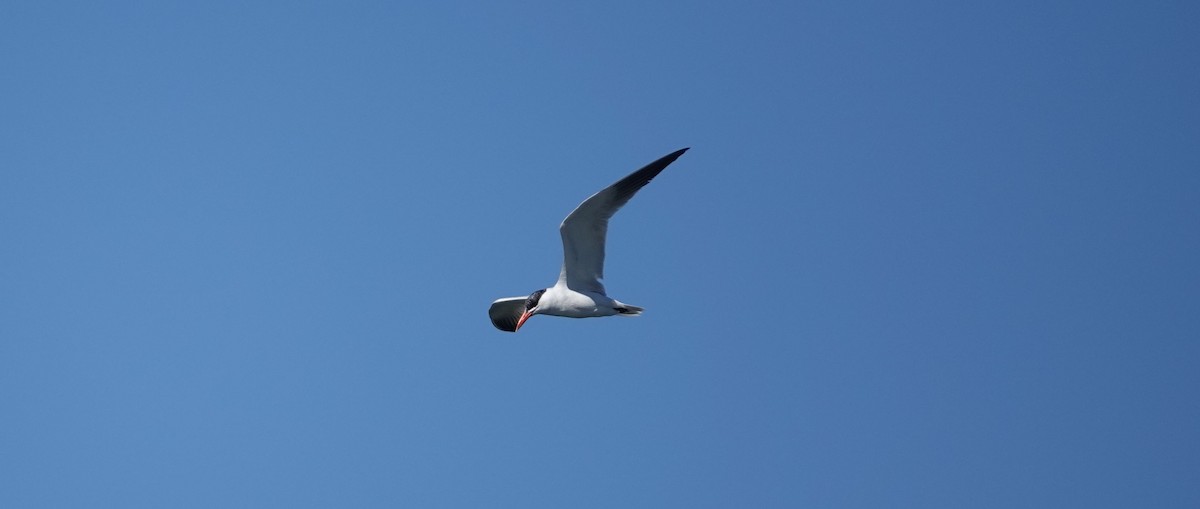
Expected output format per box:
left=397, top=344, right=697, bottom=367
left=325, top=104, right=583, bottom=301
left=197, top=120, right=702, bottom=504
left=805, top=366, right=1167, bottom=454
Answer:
left=557, top=148, right=689, bottom=294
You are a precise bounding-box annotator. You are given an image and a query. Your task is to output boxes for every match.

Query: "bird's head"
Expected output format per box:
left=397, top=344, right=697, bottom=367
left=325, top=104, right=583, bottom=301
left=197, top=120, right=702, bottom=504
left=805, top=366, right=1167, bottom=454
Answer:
left=515, top=289, right=546, bottom=331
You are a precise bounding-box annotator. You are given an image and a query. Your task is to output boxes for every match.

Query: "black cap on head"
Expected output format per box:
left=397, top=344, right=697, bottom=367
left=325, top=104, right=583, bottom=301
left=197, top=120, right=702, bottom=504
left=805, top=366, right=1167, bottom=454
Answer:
left=525, top=289, right=546, bottom=310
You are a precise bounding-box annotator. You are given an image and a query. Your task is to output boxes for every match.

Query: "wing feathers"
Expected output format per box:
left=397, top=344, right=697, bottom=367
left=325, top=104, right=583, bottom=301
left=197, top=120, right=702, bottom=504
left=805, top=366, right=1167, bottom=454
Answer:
left=608, top=147, right=689, bottom=212
left=488, top=297, right=525, bottom=332
left=557, top=148, right=689, bottom=293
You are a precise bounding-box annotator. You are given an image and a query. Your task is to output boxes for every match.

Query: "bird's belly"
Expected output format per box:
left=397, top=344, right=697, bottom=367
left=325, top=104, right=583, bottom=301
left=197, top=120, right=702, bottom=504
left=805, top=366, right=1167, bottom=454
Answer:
left=542, top=291, right=618, bottom=318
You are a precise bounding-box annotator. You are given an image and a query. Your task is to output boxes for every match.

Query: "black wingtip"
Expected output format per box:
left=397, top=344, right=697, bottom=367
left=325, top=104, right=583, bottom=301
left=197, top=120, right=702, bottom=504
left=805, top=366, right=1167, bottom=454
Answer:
left=491, top=314, right=519, bottom=332
left=652, top=147, right=689, bottom=167
left=603, top=147, right=692, bottom=207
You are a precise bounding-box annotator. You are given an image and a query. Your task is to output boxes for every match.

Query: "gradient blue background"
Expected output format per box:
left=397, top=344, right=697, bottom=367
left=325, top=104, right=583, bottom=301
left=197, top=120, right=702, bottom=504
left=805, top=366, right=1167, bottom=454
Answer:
left=3, top=1, right=1198, bottom=507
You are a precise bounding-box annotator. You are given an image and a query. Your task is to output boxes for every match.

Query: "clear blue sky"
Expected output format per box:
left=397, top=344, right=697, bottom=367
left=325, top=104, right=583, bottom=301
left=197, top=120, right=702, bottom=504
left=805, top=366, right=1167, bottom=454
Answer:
left=2, top=1, right=1198, bottom=507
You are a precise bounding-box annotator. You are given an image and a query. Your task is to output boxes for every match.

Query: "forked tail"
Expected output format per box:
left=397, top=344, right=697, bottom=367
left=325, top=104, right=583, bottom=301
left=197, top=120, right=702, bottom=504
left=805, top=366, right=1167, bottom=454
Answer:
left=615, top=304, right=644, bottom=316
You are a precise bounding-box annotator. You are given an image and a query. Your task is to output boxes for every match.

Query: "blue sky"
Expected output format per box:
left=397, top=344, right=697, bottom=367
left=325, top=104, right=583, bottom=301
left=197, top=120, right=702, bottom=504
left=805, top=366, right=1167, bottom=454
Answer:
left=2, top=1, right=1198, bottom=507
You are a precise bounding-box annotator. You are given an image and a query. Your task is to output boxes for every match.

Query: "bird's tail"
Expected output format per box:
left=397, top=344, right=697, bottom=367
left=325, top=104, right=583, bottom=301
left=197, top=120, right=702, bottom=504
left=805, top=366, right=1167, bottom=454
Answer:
left=615, top=304, right=644, bottom=316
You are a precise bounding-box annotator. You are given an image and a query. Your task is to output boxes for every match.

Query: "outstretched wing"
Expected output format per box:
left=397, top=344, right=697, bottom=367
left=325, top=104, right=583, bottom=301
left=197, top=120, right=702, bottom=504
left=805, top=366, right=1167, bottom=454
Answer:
left=488, top=297, right=526, bottom=332
left=557, top=148, right=689, bottom=294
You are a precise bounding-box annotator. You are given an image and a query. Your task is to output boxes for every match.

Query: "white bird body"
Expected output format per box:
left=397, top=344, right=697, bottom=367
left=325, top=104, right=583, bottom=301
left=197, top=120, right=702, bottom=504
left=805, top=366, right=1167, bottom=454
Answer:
left=536, top=285, right=622, bottom=319
left=488, top=148, right=687, bottom=332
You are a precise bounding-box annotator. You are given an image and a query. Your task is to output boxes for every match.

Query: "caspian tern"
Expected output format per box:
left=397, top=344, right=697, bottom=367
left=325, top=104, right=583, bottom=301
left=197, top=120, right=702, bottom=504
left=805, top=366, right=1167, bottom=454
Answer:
left=488, top=148, right=690, bottom=332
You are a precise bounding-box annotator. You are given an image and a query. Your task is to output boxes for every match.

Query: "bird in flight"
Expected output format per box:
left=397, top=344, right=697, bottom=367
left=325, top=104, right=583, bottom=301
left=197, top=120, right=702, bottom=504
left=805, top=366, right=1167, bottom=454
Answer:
left=488, top=148, right=690, bottom=332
